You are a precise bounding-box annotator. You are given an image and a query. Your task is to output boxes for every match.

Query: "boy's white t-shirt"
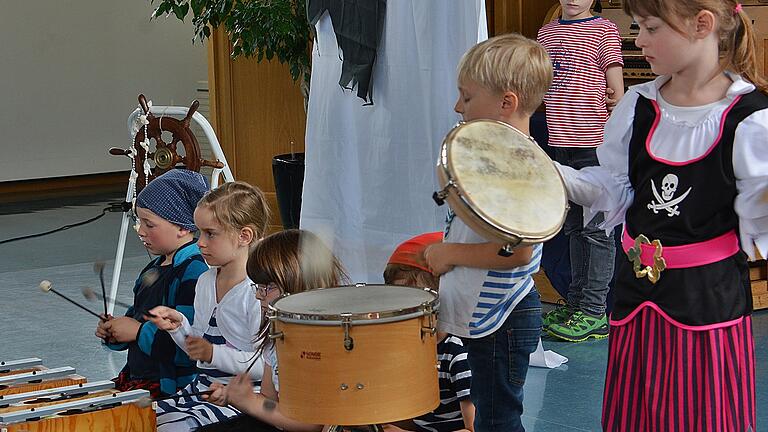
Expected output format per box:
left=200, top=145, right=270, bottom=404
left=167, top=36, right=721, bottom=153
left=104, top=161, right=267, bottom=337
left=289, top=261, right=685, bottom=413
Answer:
left=438, top=210, right=542, bottom=339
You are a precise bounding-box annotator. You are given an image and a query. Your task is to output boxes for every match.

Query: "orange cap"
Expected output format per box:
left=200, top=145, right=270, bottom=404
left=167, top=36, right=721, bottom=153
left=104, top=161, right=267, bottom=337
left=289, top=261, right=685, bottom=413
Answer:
left=387, top=232, right=443, bottom=273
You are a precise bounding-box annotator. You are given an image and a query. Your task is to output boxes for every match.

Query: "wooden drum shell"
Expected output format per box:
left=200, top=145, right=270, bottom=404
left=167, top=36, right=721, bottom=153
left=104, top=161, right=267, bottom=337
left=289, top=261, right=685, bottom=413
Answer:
left=274, top=314, right=439, bottom=425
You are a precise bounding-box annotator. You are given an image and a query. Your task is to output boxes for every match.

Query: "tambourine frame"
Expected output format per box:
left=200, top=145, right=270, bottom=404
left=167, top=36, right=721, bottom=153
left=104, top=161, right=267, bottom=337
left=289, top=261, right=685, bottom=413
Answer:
left=435, top=119, right=568, bottom=246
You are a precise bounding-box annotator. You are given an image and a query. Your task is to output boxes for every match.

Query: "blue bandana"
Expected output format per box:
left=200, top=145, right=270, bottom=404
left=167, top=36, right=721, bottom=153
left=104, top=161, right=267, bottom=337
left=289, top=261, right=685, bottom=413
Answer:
left=136, top=169, right=209, bottom=231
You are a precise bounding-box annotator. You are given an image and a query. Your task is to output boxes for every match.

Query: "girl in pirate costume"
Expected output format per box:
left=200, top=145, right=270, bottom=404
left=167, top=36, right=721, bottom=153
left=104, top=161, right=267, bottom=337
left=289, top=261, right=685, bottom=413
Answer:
left=555, top=1, right=768, bottom=430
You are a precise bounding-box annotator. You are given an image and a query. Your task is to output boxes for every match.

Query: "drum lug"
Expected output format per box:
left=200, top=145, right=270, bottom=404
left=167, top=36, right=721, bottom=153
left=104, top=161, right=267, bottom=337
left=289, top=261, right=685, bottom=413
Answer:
left=420, top=303, right=436, bottom=339
left=267, top=309, right=284, bottom=341
left=432, top=190, right=447, bottom=206
left=497, top=239, right=522, bottom=257
left=432, top=181, right=455, bottom=206
left=342, top=313, right=355, bottom=351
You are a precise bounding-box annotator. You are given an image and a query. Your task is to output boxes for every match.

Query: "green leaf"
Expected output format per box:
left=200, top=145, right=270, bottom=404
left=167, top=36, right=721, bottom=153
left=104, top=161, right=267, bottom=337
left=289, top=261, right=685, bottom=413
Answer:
left=172, top=3, right=186, bottom=20
left=152, top=2, right=172, bottom=18
left=190, top=0, right=204, bottom=15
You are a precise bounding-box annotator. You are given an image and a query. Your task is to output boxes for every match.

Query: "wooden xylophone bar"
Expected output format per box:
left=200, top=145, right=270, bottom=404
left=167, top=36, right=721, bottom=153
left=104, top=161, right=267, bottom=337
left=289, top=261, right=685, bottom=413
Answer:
left=0, top=359, right=155, bottom=431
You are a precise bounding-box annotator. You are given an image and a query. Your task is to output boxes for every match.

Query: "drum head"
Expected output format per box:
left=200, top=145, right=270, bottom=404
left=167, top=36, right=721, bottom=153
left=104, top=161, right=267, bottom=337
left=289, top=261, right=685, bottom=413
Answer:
left=271, top=285, right=437, bottom=324
left=443, top=120, right=567, bottom=240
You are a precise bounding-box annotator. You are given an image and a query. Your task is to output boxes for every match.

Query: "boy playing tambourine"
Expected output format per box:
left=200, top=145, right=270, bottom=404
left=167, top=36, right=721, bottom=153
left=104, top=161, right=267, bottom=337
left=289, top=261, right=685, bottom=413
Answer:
left=424, top=33, right=552, bottom=431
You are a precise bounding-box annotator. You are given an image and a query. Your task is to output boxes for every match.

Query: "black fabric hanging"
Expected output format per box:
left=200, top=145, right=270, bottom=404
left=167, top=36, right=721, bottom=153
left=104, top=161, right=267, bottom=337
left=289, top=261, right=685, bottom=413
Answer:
left=308, top=0, right=387, bottom=104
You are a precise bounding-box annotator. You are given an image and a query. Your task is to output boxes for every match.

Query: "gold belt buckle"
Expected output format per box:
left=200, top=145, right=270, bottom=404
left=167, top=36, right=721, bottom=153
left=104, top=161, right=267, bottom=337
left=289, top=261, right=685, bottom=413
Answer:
left=626, top=234, right=667, bottom=284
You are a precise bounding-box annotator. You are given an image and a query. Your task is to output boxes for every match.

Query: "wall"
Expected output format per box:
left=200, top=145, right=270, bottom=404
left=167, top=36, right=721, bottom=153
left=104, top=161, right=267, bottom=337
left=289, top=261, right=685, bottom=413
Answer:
left=0, top=1, right=207, bottom=182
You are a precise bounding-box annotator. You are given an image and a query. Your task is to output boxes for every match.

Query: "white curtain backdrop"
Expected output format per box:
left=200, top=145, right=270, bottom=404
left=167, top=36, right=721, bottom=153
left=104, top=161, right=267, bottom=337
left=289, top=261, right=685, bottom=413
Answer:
left=301, top=0, right=488, bottom=282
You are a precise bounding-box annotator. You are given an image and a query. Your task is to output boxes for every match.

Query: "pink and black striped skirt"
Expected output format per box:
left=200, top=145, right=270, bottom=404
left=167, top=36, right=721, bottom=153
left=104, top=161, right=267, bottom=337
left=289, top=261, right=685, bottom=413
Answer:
left=602, top=304, right=755, bottom=432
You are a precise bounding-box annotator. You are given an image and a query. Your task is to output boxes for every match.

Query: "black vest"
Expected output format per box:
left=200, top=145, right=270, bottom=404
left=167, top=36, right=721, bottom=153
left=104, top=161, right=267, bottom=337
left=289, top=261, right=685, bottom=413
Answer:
left=611, top=90, right=768, bottom=325
left=625, top=91, right=768, bottom=245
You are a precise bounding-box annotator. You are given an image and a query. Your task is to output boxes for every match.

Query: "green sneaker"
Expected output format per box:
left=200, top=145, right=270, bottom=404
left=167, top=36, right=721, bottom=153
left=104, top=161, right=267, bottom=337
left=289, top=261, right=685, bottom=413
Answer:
left=542, top=301, right=575, bottom=329
left=546, top=311, right=609, bottom=342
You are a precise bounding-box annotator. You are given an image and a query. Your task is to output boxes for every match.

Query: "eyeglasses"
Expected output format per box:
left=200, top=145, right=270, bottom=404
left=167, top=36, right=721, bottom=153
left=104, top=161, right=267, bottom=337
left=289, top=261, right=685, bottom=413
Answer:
left=251, top=282, right=280, bottom=298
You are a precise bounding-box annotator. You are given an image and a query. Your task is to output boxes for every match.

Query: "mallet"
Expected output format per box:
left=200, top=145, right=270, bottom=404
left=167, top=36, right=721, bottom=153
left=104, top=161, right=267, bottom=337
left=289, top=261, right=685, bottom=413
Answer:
left=135, top=390, right=214, bottom=408
left=81, top=287, right=156, bottom=318
left=93, top=261, right=108, bottom=316
left=39, top=280, right=101, bottom=319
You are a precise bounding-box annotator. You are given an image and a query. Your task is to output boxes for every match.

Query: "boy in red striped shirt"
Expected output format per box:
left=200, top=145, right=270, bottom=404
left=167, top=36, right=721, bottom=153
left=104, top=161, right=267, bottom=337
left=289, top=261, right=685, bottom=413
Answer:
left=537, top=0, right=624, bottom=341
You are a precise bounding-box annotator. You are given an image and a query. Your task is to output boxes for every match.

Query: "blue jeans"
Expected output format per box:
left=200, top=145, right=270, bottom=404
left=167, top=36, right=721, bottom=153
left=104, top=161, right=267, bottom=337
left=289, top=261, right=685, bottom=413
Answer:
left=463, top=289, right=542, bottom=431
left=551, top=147, right=616, bottom=316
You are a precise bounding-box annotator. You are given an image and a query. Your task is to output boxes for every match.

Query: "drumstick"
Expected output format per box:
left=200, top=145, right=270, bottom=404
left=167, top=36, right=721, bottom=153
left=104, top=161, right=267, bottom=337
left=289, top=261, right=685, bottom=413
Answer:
left=82, top=287, right=131, bottom=310
left=81, top=287, right=156, bottom=318
left=135, top=390, right=214, bottom=408
left=93, top=262, right=108, bottom=316
left=244, top=356, right=260, bottom=375
left=156, top=390, right=213, bottom=401
left=39, top=280, right=101, bottom=319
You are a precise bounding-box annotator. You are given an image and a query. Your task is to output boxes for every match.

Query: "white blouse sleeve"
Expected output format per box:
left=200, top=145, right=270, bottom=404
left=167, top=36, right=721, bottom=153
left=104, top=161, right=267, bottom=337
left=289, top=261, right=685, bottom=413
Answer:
left=555, top=90, right=638, bottom=232
left=733, top=108, right=768, bottom=260
left=167, top=277, right=209, bottom=350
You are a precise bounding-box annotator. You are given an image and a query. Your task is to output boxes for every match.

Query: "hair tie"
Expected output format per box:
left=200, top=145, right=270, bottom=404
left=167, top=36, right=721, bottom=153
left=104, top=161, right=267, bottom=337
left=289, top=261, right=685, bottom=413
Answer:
left=734, top=3, right=743, bottom=15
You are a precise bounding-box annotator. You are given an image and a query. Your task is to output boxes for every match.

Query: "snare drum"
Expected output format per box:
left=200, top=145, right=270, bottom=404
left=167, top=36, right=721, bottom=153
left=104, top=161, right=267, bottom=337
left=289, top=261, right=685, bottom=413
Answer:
left=434, top=120, right=568, bottom=252
left=268, top=285, right=439, bottom=425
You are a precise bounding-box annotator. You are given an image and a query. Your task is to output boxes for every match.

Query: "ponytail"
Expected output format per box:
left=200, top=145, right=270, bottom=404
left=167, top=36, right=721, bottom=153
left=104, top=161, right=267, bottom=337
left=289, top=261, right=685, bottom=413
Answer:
left=726, top=9, right=768, bottom=93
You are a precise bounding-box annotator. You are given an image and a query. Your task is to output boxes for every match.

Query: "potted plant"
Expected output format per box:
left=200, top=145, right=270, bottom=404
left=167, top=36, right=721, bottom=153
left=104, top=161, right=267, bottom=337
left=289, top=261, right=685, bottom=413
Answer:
left=150, top=0, right=311, bottom=228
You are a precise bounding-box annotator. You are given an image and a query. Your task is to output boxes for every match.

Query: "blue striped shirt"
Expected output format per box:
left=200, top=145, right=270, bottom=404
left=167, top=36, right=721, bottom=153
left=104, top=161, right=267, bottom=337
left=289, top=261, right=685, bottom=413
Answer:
left=439, top=212, right=542, bottom=338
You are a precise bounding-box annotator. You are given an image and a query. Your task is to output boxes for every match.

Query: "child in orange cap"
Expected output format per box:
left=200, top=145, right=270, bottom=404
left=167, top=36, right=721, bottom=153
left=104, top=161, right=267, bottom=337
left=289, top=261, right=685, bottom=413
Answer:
left=383, top=233, right=474, bottom=432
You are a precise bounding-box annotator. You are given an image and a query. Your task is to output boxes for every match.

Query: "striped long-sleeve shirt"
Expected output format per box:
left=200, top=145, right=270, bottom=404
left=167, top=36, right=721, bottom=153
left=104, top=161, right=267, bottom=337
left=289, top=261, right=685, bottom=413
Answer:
left=537, top=16, right=623, bottom=148
left=414, top=335, right=472, bottom=432
left=106, top=240, right=208, bottom=395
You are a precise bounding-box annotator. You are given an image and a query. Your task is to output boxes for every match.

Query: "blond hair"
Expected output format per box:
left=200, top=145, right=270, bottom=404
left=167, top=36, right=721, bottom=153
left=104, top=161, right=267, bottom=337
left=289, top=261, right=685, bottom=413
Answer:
left=197, top=181, right=270, bottom=242
left=457, top=33, right=553, bottom=114
left=624, top=0, right=767, bottom=93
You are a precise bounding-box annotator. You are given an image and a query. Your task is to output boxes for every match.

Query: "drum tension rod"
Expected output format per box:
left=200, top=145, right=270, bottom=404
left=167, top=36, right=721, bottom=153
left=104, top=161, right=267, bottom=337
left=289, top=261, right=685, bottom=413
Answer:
left=421, top=303, right=436, bottom=339
left=267, top=309, right=284, bottom=341
left=341, top=313, right=354, bottom=351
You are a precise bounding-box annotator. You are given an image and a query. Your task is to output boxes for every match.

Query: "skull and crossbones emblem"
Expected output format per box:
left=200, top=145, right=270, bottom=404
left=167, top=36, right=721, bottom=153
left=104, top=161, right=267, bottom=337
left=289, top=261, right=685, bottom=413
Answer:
left=647, top=174, right=691, bottom=217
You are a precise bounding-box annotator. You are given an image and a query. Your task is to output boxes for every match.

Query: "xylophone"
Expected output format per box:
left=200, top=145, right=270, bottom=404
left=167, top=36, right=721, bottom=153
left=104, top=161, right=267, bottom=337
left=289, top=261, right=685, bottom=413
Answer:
left=0, top=358, right=155, bottom=432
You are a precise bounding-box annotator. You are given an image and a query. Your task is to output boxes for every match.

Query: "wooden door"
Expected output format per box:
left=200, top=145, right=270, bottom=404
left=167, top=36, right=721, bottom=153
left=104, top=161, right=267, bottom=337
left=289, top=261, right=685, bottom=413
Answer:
left=486, top=0, right=559, bottom=37
left=207, top=29, right=307, bottom=233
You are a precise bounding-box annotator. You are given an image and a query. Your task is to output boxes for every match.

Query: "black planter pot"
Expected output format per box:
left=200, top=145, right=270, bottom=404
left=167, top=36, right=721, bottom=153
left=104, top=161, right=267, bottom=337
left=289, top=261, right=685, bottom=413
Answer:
left=272, top=153, right=305, bottom=229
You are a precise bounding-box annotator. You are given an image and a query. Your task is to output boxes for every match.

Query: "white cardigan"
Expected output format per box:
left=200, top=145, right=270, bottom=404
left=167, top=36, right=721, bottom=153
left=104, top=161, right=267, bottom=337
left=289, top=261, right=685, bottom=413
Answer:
left=557, top=73, right=768, bottom=260
left=169, top=268, right=264, bottom=381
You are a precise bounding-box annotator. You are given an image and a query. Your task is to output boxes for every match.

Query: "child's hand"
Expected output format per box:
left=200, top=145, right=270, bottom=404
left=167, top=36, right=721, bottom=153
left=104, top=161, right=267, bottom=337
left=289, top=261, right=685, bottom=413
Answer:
left=226, top=373, right=255, bottom=409
left=204, top=381, right=228, bottom=406
left=146, top=306, right=183, bottom=331
left=104, top=316, right=141, bottom=343
left=424, top=243, right=455, bottom=276
left=606, top=87, right=618, bottom=113
left=185, top=336, right=214, bottom=363
left=95, top=314, right=115, bottom=342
